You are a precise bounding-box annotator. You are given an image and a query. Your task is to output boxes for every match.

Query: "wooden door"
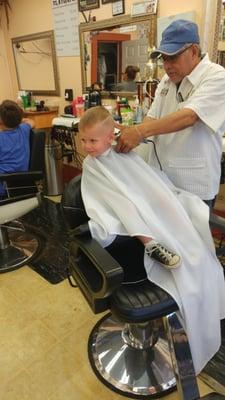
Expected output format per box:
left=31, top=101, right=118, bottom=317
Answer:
left=122, top=38, right=149, bottom=79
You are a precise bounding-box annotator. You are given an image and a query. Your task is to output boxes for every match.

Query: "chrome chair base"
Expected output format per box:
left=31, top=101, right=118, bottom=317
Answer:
left=88, top=313, right=176, bottom=398
left=0, top=227, right=40, bottom=273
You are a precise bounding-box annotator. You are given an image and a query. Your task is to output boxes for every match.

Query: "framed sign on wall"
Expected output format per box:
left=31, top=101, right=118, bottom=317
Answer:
left=131, top=0, right=158, bottom=17
left=78, top=0, right=100, bottom=11
left=112, top=0, right=125, bottom=16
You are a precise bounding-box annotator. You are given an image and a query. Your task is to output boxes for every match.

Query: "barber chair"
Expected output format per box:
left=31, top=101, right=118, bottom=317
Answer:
left=0, top=130, right=45, bottom=272
left=0, top=129, right=45, bottom=197
left=62, top=175, right=225, bottom=400
left=0, top=194, right=41, bottom=272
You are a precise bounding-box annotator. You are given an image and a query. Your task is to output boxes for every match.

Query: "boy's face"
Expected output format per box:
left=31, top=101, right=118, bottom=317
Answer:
left=80, top=122, right=114, bottom=157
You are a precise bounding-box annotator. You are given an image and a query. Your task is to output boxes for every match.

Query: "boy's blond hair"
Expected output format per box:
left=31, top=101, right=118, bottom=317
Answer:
left=79, top=106, right=114, bottom=133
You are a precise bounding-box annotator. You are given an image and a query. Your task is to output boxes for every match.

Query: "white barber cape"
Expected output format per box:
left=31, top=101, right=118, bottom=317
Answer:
left=81, top=147, right=225, bottom=374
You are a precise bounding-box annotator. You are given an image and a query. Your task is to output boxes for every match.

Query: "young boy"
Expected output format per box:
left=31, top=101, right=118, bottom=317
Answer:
left=78, top=106, right=225, bottom=375
left=79, top=105, right=181, bottom=269
left=0, top=99, right=34, bottom=195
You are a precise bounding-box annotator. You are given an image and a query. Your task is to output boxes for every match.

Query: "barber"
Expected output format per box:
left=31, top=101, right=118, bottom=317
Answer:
left=115, top=19, right=225, bottom=207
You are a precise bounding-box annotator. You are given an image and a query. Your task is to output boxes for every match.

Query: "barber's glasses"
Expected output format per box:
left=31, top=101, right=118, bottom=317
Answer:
left=159, top=44, right=193, bottom=62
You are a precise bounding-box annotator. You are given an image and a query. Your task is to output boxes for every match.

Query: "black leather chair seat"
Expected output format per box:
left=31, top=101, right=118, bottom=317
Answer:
left=111, top=280, right=178, bottom=323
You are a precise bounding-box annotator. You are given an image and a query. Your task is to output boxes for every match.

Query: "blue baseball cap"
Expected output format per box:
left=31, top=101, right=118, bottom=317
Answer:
left=150, top=19, right=200, bottom=59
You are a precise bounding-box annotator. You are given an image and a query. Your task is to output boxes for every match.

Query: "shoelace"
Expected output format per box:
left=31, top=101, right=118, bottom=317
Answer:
left=146, top=244, right=175, bottom=261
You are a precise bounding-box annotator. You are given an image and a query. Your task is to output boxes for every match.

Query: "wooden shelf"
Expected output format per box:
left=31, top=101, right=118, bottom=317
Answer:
left=24, top=108, right=59, bottom=129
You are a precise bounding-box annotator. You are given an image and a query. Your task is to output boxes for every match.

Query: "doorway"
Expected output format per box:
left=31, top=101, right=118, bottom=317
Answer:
left=98, top=42, right=118, bottom=90
left=91, top=32, right=130, bottom=90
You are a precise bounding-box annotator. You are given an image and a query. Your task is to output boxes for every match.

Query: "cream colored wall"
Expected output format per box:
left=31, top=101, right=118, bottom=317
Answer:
left=2, top=0, right=77, bottom=111
left=158, top=0, right=203, bottom=24
left=0, top=0, right=206, bottom=113
left=0, top=29, right=13, bottom=100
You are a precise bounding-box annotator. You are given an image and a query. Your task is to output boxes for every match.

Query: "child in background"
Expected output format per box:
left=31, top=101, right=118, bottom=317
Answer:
left=0, top=99, right=34, bottom=195
left=116, top=65, right=140, bottom=91
left=78, top=105, right=225, bottom=375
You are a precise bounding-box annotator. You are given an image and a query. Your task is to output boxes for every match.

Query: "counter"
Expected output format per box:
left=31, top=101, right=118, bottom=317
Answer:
left=24, top=107, right=59, bottom=129
left=52, top=115, right=80, bottom=128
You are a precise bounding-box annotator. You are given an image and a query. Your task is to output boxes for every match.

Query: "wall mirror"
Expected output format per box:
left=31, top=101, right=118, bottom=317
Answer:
left=217, top=1, right=225, bottom=66
left=12, top=30, right=60, bottom=96
left=79, top=14, right=157, bottom=97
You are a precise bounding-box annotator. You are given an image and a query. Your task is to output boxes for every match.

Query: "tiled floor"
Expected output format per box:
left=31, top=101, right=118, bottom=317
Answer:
left=0, top=265, right=214, bottom=400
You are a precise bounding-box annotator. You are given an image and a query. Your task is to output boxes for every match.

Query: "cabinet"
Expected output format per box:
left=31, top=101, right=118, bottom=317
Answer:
left=23, top=108, right=59, bottom=129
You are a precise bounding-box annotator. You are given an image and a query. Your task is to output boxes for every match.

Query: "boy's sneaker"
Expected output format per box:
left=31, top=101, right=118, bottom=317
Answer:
left=145, top=241, right=181, bottom=269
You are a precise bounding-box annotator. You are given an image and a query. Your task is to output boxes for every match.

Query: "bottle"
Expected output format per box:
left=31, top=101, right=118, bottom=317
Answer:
left=134, top=96, right=143, bottom=123
left=27, top=92, right=32, bottom=107
left=116, top=95, right=120, bottom=116
left=16, top=91, right=23, bottom=108
left=121, top=108, right=133, bottom=126
left=76, top=98, right=85, bottom=118
left=88, top=90, right=101, bottom=108
left=72, top=99, right=77, bottom=116
left=113, top=96, right=122, bottom=123
left=83, top=94, right=89, bottom=110
left=133, top=96, right=143, bottom=124
left=136, top=106, right=143, bottom=123
left=133, top=95, right=139, bottom=123
left=21, top=91, right=29, bottom=109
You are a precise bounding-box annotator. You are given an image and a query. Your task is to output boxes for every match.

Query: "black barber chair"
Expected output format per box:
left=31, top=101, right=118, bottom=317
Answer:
left=62, top=175, right=225, bottom=400
left=0, top=130, right=45, bottom=272
left=0, top=129, right=45, bottom=197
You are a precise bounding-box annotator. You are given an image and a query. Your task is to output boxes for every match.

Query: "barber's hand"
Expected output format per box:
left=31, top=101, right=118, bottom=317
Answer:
left=114, top=123, right=142, bottom=153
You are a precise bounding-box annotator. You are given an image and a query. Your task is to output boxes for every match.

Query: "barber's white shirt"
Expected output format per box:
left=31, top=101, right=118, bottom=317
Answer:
left=147, top=54, right=225, bottom=199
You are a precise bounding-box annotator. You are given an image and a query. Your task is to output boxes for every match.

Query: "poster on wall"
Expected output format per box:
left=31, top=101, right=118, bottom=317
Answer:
left=131, top=0, right=158, bottom=17
left=52, top=0, right=80, bottom=57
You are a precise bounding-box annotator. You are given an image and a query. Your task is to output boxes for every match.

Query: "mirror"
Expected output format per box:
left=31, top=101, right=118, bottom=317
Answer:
left=12, top=30, right=60, bottom=96
left=217, top=1, right=225, bottom=66
left=79, top=14, right=157, bottom=97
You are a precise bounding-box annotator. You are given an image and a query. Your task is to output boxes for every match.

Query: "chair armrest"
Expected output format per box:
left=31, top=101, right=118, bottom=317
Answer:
left=210, top=212, right=225, bottom=234
left=0, top=171, right=43, bottom=183
left=0, top=193, right=41, bottom=206
left=0, top=195, right=40, bottom=225
left=69, top=235, right=124, bottom=299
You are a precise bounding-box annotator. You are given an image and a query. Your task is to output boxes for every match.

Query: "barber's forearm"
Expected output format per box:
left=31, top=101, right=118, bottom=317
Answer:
left=139, top=108, right=198, bottom=138
left=115, top=108, right=198, bottom=153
